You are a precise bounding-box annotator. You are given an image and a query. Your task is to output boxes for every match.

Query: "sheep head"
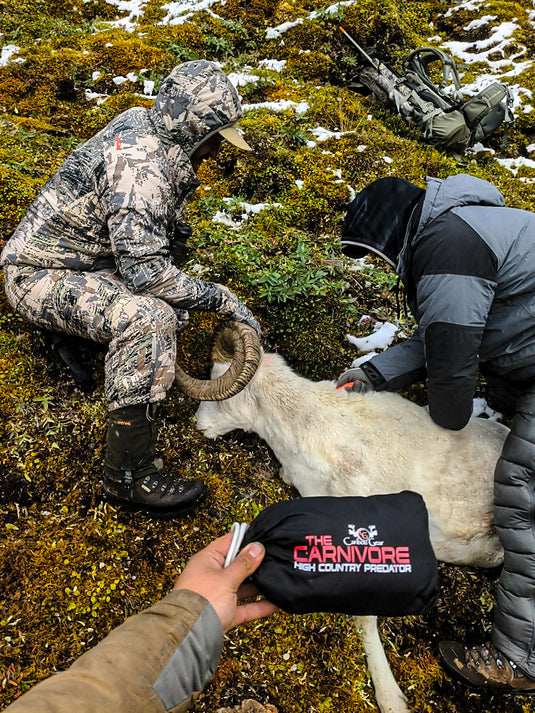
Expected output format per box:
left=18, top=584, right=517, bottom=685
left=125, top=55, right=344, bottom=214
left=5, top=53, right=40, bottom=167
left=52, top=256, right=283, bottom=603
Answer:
left=175, top=320, right=261, bottom=401
left=195, top=335, right=271, bottom=437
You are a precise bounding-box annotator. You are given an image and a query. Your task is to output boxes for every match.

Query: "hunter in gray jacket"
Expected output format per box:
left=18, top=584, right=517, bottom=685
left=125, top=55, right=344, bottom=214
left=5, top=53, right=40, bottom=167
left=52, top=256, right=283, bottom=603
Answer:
left=337, top=173, right=535, bottom=692
left=1, top=60, right=259, bottom=517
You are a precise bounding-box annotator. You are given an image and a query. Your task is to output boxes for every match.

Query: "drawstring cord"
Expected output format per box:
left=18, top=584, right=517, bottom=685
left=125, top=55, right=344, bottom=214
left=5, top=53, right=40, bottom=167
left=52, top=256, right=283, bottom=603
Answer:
left=403, top=283, right=409, bottom=318
left=224, top=522, right=249, bottom=567
left=393, top=276, right=409, bottom=324
left=394, top=279, right=401, bottom=322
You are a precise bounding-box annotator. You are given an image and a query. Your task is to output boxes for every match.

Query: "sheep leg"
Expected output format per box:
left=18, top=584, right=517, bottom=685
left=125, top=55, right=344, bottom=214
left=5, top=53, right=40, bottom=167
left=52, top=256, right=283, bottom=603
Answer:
left=279, top=466, right=291, bottom=485
left=352, top=615, right=410, bottom=713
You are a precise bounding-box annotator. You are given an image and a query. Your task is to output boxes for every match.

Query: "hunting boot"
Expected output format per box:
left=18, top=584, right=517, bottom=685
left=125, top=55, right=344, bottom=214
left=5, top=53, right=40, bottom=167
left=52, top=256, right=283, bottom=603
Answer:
left=439, top=641, right=535, bottom=693
left=103, top=404, right=206, bottom=516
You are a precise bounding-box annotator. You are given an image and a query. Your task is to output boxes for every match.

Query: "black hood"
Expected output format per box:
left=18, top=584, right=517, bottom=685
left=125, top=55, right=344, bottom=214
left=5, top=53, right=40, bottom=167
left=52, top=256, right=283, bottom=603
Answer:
left=341, top=177, right=425, bottom=268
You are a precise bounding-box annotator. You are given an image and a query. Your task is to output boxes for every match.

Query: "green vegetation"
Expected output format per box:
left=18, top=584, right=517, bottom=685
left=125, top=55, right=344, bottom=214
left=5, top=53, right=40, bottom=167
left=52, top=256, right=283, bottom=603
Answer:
left=1, top=0, right=534, bottom=711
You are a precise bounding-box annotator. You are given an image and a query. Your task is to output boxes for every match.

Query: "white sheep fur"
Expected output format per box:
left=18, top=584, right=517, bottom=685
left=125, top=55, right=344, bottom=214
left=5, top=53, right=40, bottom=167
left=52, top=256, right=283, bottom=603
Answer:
left=196, top=351, right=508, bottom=713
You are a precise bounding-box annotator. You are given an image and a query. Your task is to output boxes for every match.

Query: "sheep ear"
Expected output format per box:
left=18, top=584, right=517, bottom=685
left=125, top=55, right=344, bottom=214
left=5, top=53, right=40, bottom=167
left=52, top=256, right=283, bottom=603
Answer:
left=175, top=321, right=261, bottom=401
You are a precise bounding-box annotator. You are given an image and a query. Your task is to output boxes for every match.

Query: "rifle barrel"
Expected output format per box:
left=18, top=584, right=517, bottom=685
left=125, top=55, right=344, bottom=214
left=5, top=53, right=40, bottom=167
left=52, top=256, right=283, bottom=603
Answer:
left=339, top=26, right=378, bottom=68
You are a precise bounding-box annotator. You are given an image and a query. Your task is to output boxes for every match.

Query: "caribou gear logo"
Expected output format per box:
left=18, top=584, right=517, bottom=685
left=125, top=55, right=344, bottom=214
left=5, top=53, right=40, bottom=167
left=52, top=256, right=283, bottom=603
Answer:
left=343, top=523, right=383, bottom=546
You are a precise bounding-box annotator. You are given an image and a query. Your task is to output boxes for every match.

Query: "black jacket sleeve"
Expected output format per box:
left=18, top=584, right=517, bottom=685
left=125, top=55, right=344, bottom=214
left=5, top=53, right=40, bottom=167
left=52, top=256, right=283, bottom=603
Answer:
left=366, top=213, right=498, bottom=429
left=411, top=213, right=498, bottom=429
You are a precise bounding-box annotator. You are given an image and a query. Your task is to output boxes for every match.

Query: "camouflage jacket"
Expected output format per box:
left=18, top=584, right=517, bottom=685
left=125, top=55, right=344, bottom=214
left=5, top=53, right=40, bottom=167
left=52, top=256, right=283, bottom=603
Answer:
left=1, top=61, right=244, bottom=313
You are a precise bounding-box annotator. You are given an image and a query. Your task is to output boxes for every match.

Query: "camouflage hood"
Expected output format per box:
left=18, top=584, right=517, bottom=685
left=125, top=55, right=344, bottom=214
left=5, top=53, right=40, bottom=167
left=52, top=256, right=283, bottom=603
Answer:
left=150, top=60, right=244, bottom=156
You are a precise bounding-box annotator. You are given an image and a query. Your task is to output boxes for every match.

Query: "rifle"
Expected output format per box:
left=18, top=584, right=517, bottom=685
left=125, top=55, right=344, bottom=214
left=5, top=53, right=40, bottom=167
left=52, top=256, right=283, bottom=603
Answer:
left=339, top=27, right=378, bottom=69
left=339, top=26, right=417, bottom=122
left=339, top=26, right=514, bottom=153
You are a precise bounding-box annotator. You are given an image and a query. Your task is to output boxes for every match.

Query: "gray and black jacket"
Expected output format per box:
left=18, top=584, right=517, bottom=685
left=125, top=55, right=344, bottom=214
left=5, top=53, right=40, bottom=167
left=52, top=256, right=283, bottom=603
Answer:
left=342, top=174, right=535, bottom=430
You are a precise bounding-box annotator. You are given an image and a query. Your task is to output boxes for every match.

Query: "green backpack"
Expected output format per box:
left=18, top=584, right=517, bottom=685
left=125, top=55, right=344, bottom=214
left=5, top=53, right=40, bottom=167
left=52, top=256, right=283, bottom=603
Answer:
left=342, top=29, right=514, bottom=154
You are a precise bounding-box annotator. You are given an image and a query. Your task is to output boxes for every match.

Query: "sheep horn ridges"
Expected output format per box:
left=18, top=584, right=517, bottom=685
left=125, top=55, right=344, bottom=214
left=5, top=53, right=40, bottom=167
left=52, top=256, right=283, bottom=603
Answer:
left=175, top=321, right=261, bottom=401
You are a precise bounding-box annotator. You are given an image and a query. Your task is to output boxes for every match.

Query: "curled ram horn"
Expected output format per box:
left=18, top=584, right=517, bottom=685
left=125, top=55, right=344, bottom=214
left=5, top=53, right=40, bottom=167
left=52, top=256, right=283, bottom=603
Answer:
left=175, top=320, right=261, bottom=401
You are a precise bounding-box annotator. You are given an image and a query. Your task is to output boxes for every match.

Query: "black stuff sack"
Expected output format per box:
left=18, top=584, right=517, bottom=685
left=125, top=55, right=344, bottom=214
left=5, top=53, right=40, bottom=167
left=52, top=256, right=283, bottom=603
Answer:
left=242, top=492, right=438, bottom=616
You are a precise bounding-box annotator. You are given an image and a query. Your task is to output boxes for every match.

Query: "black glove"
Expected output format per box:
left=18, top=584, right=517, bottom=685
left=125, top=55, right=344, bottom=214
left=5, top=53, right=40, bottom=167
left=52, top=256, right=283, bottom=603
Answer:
left=169, top=221, right=192, bottom=267
left=336, top=366, right=376, bottom=393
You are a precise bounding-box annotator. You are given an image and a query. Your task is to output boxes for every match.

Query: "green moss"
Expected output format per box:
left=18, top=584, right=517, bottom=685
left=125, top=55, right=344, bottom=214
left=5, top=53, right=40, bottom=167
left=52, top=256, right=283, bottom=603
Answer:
left=0, top=167, right=41, bottom=238
left=0, top=118, right=81, bottom=237
left=340, top=0, right=435, bottom=61
left=86, top=33, right=168, bottom=75
left=285, top=49, right=335, bottom=83
left=435, top=0, right=531, bottom=40
left=2, top=0, right=535, bottom=711
left=142, top=22, right=206, bottom=60
left=0, top=0, right=116, bottom=43
left=77, top=93, right=155, bottom=139
left=218, top=0, right=279, bottom=32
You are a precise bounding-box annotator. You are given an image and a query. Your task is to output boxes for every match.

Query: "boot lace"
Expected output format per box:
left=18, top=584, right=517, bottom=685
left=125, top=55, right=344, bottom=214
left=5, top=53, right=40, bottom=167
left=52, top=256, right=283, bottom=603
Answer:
left=465, top=644, right=527, bottom=679
left=466, top=644, right=505, bottom=671
left=140, top=473, right=185, bottom=496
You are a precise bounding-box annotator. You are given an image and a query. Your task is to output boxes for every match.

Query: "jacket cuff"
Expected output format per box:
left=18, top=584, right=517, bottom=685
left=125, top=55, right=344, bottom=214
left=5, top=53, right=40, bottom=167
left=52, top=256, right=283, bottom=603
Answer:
left=360, top=361, right=388, bottom=390
left=151, top=589, right=224, bottom=711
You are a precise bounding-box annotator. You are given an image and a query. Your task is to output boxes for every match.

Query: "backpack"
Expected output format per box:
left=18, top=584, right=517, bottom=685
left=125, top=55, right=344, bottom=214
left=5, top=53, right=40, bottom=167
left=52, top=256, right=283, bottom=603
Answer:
left=341, top=30, right=514, bottom=154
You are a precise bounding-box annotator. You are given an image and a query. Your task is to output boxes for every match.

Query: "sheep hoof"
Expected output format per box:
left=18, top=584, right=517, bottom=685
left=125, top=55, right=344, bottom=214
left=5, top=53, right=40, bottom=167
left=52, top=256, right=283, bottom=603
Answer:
left=375, top=689, right=410, bottom=713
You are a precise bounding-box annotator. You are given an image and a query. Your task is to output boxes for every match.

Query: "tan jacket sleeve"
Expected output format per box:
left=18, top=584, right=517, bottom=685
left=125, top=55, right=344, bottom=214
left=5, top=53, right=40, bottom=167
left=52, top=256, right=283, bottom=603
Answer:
left=5, top=589, right=224, bottom=713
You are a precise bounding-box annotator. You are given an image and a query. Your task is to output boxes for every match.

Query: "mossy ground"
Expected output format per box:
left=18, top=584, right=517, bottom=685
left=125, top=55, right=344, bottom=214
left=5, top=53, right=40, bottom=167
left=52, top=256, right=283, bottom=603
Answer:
left=1, top=0, right=535, bottom=711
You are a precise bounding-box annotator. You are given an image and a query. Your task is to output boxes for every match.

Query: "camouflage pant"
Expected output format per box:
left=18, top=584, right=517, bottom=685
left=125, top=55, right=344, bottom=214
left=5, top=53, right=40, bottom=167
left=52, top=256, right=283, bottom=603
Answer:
left=3, top=265, right=186, bottom=410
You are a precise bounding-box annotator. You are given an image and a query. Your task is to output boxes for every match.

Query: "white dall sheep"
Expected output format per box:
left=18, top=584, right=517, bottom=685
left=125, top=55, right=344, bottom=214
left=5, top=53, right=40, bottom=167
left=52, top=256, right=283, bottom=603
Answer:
left=196, top=351, right=508, bottom=713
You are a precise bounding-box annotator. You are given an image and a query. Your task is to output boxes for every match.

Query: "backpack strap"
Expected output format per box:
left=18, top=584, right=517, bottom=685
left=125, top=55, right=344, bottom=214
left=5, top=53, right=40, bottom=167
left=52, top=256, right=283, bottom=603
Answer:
left=501, top=84, right=515, bottom=150
left=392, top=77, right=448, bottom=129
left=404, top=47, right=463, bottom=103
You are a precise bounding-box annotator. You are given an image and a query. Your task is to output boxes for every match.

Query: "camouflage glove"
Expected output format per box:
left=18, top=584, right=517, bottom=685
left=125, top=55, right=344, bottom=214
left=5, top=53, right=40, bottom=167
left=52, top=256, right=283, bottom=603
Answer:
left=215, top=284, right=262, bottom=339
left=336, top=367, right=376, bottom=393
left=173, top=308, right=189, bottom=332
